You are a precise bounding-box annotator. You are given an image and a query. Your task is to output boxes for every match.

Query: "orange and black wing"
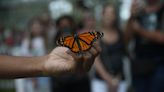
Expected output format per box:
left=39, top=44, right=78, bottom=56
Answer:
left=56, top=36, right=81, bottom=53
left=78, top=31, right=103, bottom=51
left=57, top=31, right=103, bottom=53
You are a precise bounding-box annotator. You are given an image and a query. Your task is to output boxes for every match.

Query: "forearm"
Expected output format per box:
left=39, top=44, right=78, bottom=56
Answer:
left=137, top=29, right=164, bottom=43
left=123, top=31, right=133, bottom=45
left=94, top=58, right=112, bottom=82
left=0, top=55, right=46, bottom=78
left=124, top=18, right=134, bottom=45
left=128, top=15, right=164, bottom=43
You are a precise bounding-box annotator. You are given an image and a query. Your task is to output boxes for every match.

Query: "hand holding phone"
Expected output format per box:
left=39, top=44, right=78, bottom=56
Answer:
left=131, top=0, right=146, bottom=16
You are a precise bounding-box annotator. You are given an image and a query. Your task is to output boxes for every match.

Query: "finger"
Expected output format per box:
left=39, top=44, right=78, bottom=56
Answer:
left=82, top=52, right=94, bottom=72
left=89, top=44, right=101, bottom=57
left=83, top=52, right=92, bottom=62
left=92, top=43, right=101, bottom=55
left=66, top=50, right=83, bottom=61
left=89, top=47, right=97, bottom=56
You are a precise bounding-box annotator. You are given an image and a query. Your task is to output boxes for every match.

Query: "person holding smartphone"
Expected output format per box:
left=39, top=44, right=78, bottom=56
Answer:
left=125, top=0, right=164, bottom=92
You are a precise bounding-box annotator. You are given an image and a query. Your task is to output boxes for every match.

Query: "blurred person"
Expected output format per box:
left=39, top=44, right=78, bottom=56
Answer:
left=3, top=29, right=15, bottom=55
left=22, top=17, right=47, bottom=56
left=0, top=24, right=6, bottom=54
left=8, top=26, right=28, bottom=92
left=39, top=13, right=57, bottom=51
left=21, top=17, right=51, bottom=92
left=10, top=26, right=24, bottom=55
left=51, top=15, right=91, bottom=92
left=40, top=13, right=52, bottom=28
left=125, top=0, right=164, bottom=92
left=0, top=24, right=14, bottom=58
left=53, top=15, right=76, bottom=46
left=0, top=25, right=19, bottom=55
left=12, top=26, right=23, bottom=46
left=77, top=11, right=96, bottom=33
left=0, top=24, right=5, bottom=45
left=92, top=4, right=127, bottom=92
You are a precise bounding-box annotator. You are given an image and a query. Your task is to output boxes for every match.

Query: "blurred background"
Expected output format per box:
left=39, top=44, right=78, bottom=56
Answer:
left=0, top=0, right=163, bottom=92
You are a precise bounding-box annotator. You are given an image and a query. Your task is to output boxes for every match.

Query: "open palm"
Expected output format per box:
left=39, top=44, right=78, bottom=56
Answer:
left=43, top=44, right=100, bottom=75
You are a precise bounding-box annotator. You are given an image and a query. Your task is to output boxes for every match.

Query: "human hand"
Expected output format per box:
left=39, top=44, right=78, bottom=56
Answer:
left=107, top=77, right=120, bottom=92
left=42, top=43, right=101, bottom=76
left=131, top=0, right=145, bottom=16
left=130, top=20, right=143, bottom=34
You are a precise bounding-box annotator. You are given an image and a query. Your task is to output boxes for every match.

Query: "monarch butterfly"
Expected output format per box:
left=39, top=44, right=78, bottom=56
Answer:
left=56, top=31, right=104, bottom=53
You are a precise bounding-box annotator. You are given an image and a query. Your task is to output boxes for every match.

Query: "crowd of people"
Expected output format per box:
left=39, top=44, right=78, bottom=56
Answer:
left=0, top=0, right=163, bottom=92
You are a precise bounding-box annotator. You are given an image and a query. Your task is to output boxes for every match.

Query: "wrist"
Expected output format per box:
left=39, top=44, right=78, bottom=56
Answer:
left=37, top=55, right=49, bottom=76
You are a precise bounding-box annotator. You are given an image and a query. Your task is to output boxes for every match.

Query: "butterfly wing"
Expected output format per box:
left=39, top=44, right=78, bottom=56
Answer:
left=78, top=31, right=103, bottom=51
left=72, top=40, right=81, bottom=53
left=78, top=39, right=92, bottom=51
left=57, top=31, right=103, bottom=53
left=56, top=36, right=81, bottom=53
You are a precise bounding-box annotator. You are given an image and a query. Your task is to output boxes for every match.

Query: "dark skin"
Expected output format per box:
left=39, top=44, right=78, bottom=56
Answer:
left=0, top=44, right=101, bottom=79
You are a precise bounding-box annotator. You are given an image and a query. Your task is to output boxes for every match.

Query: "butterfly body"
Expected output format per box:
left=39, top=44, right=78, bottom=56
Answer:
left=74, top=34, right=82, bottom=52
left=57, top=31, right=103, bottom=53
